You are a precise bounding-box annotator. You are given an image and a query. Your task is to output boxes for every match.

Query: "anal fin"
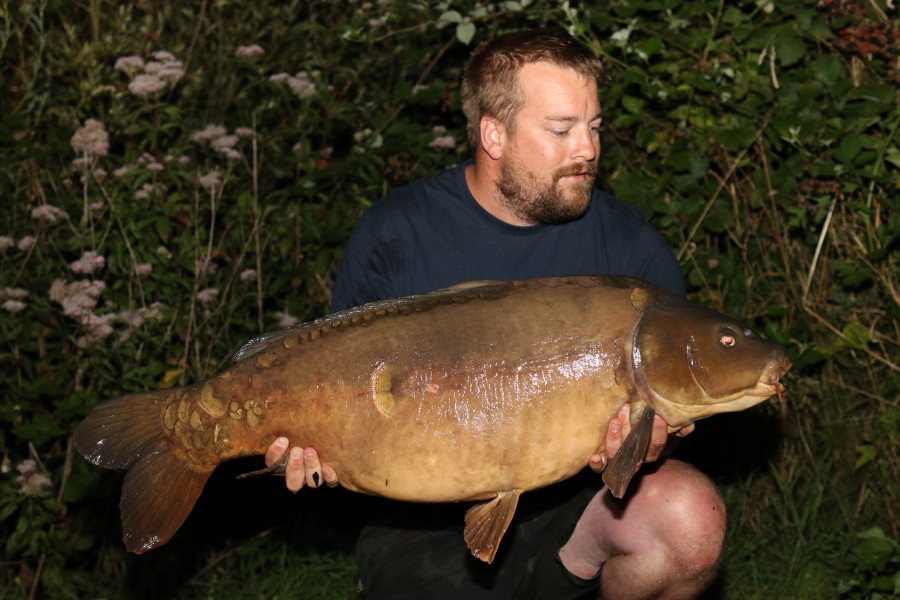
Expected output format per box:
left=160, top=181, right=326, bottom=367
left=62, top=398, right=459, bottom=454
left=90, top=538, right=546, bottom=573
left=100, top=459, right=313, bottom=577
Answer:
left=120, top=441, right=211, bottom=553
left=602, top=403, right=656, bottom=498
left=463, top=489, right=522, bottom=564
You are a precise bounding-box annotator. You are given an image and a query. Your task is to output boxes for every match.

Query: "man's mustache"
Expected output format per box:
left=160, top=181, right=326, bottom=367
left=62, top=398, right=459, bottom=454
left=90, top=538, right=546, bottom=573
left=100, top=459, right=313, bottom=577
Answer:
left=555, top=163, right=597, bottom=179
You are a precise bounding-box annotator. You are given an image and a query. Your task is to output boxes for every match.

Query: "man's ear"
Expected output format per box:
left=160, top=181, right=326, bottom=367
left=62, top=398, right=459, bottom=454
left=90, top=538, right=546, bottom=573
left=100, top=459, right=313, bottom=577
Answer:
left=479, top=116, right=505, bottom=160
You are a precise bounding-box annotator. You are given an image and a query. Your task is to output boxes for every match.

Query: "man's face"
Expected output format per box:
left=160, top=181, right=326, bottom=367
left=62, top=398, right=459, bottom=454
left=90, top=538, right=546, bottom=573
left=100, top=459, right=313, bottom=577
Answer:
left=496, top=62, right=602, bottom=225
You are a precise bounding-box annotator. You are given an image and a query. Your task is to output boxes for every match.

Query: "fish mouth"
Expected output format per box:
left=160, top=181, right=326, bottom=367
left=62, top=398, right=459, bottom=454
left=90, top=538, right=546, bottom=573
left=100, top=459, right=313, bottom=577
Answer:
left=754, top=380, right=786, bottom=404
left=702, top=354, right=792, bottom=405
left=762, top=355, right=792, bottom=404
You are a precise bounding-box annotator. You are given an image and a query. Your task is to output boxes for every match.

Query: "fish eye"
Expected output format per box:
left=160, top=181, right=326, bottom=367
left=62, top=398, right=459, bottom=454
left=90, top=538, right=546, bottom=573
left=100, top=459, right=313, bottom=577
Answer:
left=719, top=327, right=737, bottom=348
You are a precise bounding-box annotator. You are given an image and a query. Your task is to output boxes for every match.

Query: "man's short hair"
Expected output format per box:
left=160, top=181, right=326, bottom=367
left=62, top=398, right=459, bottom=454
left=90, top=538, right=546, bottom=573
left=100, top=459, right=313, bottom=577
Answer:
left=461, top=29, right=604, bottom=150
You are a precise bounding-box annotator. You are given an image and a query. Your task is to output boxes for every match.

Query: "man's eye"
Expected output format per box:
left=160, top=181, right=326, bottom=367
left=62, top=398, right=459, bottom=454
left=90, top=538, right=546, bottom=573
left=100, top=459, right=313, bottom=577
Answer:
left=551, top=130, right=569, bottom=138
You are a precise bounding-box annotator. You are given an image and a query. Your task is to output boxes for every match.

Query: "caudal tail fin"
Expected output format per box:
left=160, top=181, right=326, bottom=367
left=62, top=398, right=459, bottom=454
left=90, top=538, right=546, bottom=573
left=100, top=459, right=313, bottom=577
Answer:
left=74, top=389, right=213, bottom=553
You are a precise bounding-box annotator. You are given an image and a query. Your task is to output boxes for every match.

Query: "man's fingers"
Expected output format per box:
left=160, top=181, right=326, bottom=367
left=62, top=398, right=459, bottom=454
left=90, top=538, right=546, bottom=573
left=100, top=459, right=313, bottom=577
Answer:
left=285, top=447, right=306, bottom=492
left=603, top=406, right=692, bottom=466
left=303, top=448, right=323, bottom=488
left=604, top=418, right=622, bottom=457
left=617, top=403, right=631, bottom=437
left=644, top=415, right=669, bottom=462
left=265, top=436, right=289, bottom=468
left=267, top=442, right=337, bottom=491
left=674, top=422, right=696, bottom=438
left=322, top=465, right=340, bottom=487
left=603, top=403, right=630, bottom=458
left=588, top=453, right=608, bottom=474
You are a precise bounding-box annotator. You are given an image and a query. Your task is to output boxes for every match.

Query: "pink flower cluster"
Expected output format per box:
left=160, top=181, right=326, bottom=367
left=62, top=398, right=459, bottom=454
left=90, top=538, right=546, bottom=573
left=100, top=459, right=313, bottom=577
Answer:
left=48, top=278, right=165, bottom=348
left=31, top=205, right=69, bottom=225
left=71, top=119, right=109, bottom=160
left=269, top=70, right=318, bottom=99
left=1, top=287, right=30, bottom=314
left=117, top=305, right=163, bottom=329
left=70, top=250, right=106, bottom=275
left=115, top=304, right=164, bottom=342
left=48, top=279, right=113, bottom=347
left=49, top=279, right=106, bottom=319
left=0, top=235, right=36, bottom=252
left=429, top=125, right=458, bottom=150
left=235, top=44, right=265, bottom=58
left=15, top=459, right=53, bottom=497
left=275, top=311, right=300, bottom=328
left=110, top=152, right=190, bottom=197
left=134, top=182, right=163, bottom=201
left=191, top=124, right=228, bottom=142
left=115, top=50, right=184, bottom=99
left=198, top=170, right=222, bottom=192
left=137, top=151, right=165, bottom=172
left=196, top=288, right=219, bottom=304
left=191, top=124, right=244, bottom=161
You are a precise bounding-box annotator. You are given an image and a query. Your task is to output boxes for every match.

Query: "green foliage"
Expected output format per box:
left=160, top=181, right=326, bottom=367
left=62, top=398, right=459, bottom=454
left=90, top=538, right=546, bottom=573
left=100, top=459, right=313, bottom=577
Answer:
left=1, top=0, right=897, bottom=598
left=839, top=527, right=900, bottom=599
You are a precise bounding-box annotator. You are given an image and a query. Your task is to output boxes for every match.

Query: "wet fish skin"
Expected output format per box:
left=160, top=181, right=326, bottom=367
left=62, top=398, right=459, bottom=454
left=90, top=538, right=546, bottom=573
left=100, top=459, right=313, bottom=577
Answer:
left=74, top=275, right=791, bottom=562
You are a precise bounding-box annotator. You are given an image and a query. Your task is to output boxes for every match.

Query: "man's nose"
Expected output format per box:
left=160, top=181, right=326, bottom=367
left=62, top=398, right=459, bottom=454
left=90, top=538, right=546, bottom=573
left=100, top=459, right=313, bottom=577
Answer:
left=573, top=126, right=599, bottom=162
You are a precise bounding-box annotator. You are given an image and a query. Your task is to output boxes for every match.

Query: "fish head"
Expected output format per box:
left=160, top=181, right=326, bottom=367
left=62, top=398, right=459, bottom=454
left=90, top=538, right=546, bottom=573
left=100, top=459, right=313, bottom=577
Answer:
left=631, top=302, right=791, bottom=428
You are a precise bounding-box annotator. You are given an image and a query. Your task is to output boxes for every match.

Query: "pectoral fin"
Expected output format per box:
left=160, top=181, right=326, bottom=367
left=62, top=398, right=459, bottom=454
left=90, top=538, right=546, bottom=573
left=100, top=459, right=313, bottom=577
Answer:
left=602, top=403, right=656, bottom=498
left=463, top=489, right=522, bottom=564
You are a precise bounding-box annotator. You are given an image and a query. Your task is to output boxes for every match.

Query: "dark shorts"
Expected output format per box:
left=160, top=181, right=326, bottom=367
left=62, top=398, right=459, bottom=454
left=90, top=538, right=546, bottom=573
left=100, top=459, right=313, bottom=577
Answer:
left=356, top=472, right=602, bottom=600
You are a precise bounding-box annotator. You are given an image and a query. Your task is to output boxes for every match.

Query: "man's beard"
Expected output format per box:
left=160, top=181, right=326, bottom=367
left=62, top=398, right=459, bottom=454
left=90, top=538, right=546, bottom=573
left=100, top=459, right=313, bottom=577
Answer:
left=496, top=159, right=597, bottom=225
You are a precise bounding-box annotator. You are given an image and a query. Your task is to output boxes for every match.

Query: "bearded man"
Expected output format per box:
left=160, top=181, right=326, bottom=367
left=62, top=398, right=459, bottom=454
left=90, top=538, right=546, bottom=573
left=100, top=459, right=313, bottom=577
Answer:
left=267, top=29, right=724, bottom=600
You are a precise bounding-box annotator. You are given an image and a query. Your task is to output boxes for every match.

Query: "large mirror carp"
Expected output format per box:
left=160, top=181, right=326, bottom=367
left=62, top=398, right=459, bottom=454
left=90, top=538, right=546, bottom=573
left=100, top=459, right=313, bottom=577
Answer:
left=74, top=275, right=791, bottom=563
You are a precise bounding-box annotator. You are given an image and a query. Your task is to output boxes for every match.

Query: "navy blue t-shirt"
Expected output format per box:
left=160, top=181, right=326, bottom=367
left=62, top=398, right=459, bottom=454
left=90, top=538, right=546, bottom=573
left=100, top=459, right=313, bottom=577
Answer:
left=331, top=160, right=684, bottom=312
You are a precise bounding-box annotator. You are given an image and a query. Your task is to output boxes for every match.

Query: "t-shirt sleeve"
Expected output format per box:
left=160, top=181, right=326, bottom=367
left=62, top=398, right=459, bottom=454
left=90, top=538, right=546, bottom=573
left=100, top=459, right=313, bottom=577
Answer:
left=595, top=193, right=686, bottom=297
left=631, top=221, right=686, bottom=297
left=330, top=213, right=394, bottom=312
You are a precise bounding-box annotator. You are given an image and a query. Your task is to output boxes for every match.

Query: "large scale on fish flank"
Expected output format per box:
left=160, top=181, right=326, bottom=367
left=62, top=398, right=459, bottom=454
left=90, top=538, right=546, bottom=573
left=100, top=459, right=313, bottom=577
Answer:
left=74, top=275, right=791, bottom=563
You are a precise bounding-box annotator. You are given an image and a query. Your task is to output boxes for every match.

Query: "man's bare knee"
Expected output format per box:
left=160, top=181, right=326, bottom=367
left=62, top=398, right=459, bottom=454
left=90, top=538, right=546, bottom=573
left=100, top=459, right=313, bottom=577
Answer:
left=651, top=462, right=726, bottom=577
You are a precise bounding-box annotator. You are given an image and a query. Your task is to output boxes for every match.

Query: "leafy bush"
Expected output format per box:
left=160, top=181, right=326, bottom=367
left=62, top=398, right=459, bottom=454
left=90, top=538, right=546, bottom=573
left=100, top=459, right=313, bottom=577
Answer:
left=1, top=1, right=896, bottom=598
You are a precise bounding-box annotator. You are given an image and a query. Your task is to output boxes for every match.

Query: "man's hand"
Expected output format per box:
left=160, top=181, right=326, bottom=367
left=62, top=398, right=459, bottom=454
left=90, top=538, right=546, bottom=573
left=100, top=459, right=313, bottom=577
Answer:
left=265, top=437, right=339, bottom=492
left=588, top=404, right=695, bottom=474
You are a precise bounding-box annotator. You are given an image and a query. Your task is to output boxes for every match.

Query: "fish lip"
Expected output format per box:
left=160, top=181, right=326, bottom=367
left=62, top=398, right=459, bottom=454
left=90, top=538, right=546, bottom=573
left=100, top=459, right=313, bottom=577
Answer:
left=757, top=363, right=789, bottom=403
left=775, top=355, right=792, bottom=376
left=756, top=380, right=783, bottom=396
left=771, top=380, right=787, bottom=403
left=760, top=355, right=791, bottom=387
left=762, top=354, right=791, bottom=403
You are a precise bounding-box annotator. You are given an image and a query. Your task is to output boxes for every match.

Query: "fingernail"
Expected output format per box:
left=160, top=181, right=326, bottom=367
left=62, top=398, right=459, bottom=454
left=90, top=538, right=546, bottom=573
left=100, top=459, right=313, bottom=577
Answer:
left=290, top=448, right=302, bottom=461
left=275, top=437, right=288, bottom=449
